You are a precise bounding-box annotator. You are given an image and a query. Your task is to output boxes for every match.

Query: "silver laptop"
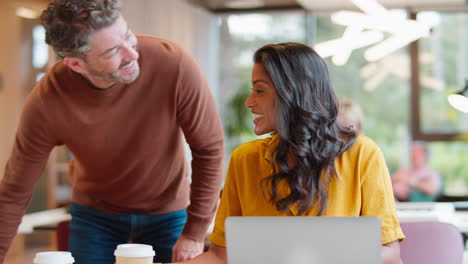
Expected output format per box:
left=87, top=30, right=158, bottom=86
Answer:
left=225, top=216, right=381, bottom=264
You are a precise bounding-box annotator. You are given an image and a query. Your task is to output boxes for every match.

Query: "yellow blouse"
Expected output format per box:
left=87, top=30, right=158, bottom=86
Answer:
left=209, top=135, right=405, bottom=246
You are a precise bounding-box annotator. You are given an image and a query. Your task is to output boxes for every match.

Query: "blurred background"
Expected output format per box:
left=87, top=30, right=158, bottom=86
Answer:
left=0, top=0, right=467, bottom=261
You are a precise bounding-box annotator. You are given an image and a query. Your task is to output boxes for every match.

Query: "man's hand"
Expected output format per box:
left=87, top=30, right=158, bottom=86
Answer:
left=171, top=234, right=204, bottom=262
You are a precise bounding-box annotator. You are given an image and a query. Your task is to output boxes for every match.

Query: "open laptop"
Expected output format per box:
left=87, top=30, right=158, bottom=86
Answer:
left=225, top=216, right=381, bottom=264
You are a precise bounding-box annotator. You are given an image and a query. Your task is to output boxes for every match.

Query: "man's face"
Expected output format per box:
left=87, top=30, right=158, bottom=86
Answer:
left=80, top=16, right=140, bottom=88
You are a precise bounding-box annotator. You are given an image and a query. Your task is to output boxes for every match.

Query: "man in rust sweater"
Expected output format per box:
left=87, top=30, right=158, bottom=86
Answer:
left=0, top=0, right=224, bottom=263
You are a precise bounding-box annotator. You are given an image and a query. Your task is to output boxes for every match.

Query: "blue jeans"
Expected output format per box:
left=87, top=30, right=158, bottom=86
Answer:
left=69, top=203, right=187, bottom=264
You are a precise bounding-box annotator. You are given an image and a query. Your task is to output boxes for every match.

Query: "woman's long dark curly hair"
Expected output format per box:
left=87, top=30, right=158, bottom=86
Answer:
left=254, top=42, right=357, bottom=216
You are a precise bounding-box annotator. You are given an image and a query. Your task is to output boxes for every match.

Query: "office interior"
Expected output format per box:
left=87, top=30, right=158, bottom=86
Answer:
left=0, top=0, right=467, bottom=263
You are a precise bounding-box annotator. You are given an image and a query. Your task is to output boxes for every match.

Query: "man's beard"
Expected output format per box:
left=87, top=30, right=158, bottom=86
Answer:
left=86, top=60, right=141, bottom=85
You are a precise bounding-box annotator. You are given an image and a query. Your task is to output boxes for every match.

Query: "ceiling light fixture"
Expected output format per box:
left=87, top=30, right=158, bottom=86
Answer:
left=314, top=30, right=383, bottom=65
left=448, top=81, right=468, bottom=113
left=225, top=0, right=264, bottom=9
left=309, top=0, right=439, bottom=65
left=16, top=7, right=40, bottom=19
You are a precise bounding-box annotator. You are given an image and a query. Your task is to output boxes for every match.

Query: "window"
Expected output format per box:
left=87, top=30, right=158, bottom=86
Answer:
left=32, top=25, right=48, bottom=69
left=315, top=14, right=410, bottom=173
left=417, top=12, right=468, bottom=135
left=411, top=12, right=468, bottom=194
left=217, top=10, right=467, bottom=195
left=219, top=11, right=308, bottom=152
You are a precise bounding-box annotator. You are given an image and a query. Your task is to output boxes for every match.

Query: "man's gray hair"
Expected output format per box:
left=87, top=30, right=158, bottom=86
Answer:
left=40, top=0, right=121, bottom=59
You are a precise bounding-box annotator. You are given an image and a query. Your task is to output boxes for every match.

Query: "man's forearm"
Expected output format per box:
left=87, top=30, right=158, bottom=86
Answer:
left=182, top=244, right=226, bottom=264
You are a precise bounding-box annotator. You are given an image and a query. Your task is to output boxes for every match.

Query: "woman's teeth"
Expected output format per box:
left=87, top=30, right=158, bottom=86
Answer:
left=253, top=113, right=264, bottom=119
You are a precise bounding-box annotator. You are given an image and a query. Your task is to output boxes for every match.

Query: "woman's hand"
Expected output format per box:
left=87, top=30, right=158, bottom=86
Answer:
left=382, top=240, right=401, bottom=264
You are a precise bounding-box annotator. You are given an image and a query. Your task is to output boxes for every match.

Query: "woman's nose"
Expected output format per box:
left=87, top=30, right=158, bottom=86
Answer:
left=244, top=94, right=254, bottom=108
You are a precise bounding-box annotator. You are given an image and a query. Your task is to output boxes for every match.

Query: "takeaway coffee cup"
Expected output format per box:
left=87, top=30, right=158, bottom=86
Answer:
left=33, top=251, right=74, bottom=264
left=114, top=243, right=156, bottom=264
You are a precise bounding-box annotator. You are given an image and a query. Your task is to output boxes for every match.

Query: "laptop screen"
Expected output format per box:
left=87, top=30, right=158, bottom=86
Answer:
left=225, top=216, right=381, bottom=264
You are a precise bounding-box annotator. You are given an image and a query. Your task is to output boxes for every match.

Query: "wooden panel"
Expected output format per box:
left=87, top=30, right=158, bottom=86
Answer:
left=4, top=234, right=25, bottom=259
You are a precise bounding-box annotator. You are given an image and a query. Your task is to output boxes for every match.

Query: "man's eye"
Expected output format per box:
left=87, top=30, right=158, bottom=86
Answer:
left=255, top=89, right=264, bottom=94
left=104, top=48, right=119, bottom=59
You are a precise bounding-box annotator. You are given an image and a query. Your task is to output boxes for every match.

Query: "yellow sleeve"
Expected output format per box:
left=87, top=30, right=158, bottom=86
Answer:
left=208, top=150, right=243, bottom=247
left=360, top=141, right=405, bottom=244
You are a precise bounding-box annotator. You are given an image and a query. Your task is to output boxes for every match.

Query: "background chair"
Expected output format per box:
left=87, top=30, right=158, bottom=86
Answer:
left=399, top=220, right=464, bottom=264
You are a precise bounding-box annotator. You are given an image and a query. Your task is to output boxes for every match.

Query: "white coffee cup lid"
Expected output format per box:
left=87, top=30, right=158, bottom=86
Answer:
left=114, top=243, right=156, bottom=257
left=33, top=251, right=74, bottom=264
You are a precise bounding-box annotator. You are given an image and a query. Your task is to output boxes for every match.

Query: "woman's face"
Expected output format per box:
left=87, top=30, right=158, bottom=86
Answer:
left=244, top=63, right=277, bottom=135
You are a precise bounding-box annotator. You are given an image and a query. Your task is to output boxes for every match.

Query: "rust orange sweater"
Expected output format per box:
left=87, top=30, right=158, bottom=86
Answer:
left=0, top=35, right=224, bottom=262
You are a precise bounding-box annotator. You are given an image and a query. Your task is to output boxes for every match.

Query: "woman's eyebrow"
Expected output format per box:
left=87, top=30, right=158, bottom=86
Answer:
left=252, top=80, right=268, bottom=85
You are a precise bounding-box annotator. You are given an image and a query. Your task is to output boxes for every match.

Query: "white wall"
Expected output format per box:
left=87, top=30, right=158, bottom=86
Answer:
left=121, top=0, right=220, bottom=103
left=0, top=1, right=29, bottom=178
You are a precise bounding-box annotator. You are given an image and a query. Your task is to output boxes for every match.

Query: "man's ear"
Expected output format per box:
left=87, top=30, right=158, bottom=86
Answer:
left=63, top=57, right=87, bottom=74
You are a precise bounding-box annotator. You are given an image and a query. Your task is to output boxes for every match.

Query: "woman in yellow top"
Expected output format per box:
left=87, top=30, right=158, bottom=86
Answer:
left=174, top=43, right=404, bottom=264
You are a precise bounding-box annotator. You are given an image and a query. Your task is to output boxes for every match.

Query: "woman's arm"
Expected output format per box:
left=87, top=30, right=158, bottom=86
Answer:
left=382, top=240, right=401, bottom=264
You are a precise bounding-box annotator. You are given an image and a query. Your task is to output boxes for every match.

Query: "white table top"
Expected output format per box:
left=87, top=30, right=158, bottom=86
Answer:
left=16, top=202, right=468, bottom=235
left=397, top=202, right=468, bottom=233
left=17, top=207, right=71, bottom=234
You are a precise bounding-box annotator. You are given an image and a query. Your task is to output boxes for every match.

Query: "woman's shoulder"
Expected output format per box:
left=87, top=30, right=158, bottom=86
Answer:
left=232, top=136, right=277, bottom=159
left=341, top=135, right=383, bottom=163
left=349, top=135, right=380, bottom=153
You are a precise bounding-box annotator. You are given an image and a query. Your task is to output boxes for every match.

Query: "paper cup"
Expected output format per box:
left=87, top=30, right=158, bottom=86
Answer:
left=33, top=251, right=74, bottom=264
left=114, top=243, right=155, bottom=264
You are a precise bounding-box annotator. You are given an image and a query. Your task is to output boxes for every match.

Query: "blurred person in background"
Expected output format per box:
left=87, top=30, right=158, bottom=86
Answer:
left=337, top=98, right=365, bottom=134
left=392, top=142, right=442, bottom=202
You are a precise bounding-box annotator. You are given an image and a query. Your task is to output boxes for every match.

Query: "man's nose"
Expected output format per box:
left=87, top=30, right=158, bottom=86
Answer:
left=122, top=44, right=138, bottom=61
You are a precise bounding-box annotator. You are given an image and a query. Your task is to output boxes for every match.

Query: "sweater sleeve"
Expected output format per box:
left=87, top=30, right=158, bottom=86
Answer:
left=208, top=148, right=242, bottom=247
left=175, top=50, right=225, bottom=242
left=0, top=91, right=57, bottom=263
